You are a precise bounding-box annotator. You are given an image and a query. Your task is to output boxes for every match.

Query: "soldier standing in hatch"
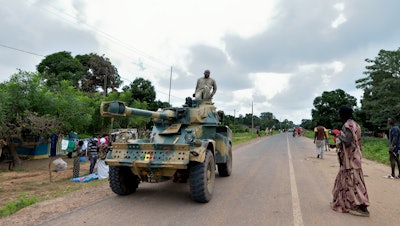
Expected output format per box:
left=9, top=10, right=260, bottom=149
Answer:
left=193, top=69, right=217, bottom=100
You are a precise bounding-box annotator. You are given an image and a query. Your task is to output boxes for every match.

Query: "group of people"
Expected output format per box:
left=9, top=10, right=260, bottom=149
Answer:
left=313, top=125, right=341, bottom=158
left=71, top=135, right=110, bottom=179
left=313, top=106, right=400, bottom=217
left=311, top=107, right=370, bottom=216
left=292, top=127, right=304, bottom=137
left=64, top=69, right=400, bottom=219
left=194, top=69, right=400, bottom=218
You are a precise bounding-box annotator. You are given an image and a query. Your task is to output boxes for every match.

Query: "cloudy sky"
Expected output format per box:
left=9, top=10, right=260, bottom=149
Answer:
left=1, top=0, right=399, bottom=124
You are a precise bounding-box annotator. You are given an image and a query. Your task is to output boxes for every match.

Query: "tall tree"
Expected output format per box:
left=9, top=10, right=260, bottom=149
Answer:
left=77, top=53, right=122, bottom=95
left=300, top=119, right=314, bottom=130
left=259, top=112, right=276, bottom=129
left=123, top=78, right=156, bottom=109
left=37, top=51, right=84, bottom=89
left=311, top=89, right=357, bottom=129
left=356, top=48, right=400, bottom=131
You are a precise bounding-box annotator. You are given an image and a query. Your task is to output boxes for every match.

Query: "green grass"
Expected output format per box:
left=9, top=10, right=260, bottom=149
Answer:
left=0, top=178, right=107, bottom=218
left=232, top=132, right=258, bottom=145
left=0, top=193, right=39, bottom=217
left=303, top=131, right=389, bottom=165
left=362, top=137, right=389, bottom=165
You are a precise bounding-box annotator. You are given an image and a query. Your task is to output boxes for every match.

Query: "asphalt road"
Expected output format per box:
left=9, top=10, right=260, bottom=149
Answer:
left=36, top=133, right=399, bottom=226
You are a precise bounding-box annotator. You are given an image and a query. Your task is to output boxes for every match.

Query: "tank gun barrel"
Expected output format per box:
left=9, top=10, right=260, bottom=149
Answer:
left=101, top=101, right=176, bottom=120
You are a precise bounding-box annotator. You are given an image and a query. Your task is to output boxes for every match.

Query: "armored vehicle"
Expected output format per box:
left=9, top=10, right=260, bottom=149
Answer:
left=100, top=98, right=232, bottom=203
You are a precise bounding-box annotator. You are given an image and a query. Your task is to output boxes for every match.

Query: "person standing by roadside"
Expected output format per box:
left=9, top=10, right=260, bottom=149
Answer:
left=386, top=117, right=400, bottom=179
left=97, top=137, right=110, bottom=179
left=331, top=106, right=370, bottom=217
left=324, top=127, right=330, bottom=152
left=72, top=140, right=84, bottom=178
left=87, top=138, right=98, bottom=174
left=331, top=127, right=341, bottom=151
left=314, top=122, right=327, bottom=159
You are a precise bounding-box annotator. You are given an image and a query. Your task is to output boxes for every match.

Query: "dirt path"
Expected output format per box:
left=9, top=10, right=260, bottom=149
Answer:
left=0, top=157, right=110, bottom=226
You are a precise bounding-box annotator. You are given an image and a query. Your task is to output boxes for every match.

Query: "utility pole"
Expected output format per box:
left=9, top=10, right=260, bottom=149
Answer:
left=233, top=109, right=236, bottom=134
left=251, top=101, right=254, bottom=134
left=103, top=74, right=107, bottom=97
left=102, top=73, right=107, bottom=132
left=168, top=66, right=172, bottom=104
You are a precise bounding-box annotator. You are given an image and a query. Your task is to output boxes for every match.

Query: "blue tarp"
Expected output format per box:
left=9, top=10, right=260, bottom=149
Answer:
left=70, top=173, right=99, bottom=182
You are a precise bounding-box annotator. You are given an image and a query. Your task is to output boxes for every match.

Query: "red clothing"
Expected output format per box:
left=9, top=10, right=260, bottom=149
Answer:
left=314, top=126, right=326, bottom=140
left=332, top=129, right=340, bottom=141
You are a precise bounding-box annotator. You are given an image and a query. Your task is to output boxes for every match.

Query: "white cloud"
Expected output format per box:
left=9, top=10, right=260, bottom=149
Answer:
left=331, top=3, right=347, bottom=28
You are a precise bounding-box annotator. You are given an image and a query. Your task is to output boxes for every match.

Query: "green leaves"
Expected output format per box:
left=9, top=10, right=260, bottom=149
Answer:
left=356, top=48, right=400, bottom=131
left=311, top=89, right=357, bottom=129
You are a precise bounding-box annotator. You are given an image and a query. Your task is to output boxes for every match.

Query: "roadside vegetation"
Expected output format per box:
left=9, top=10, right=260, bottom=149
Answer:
left=0, top=168, right=107, bottom=218
left=0, top=193, right=39, bottom=217
left=303, top=130, right=389, bottom=165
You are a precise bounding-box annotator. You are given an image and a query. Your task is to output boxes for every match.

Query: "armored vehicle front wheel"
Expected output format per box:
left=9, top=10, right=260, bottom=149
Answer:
left=109, top=166, right=139, bottom=195
left=189, top=150, right=215, bottom=203
left=217, top=144, right=232, bottom=177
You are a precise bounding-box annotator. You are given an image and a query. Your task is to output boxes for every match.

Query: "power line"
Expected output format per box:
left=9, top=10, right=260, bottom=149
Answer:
left=24, top=0, right=170, bottom=69
left=118, top=76, right=186, bottom=102
left=0, top=44, right=45, bottom=58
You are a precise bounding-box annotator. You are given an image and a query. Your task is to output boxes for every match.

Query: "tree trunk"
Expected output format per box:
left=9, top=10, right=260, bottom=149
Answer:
left=8, top=143, right=22, bottom=167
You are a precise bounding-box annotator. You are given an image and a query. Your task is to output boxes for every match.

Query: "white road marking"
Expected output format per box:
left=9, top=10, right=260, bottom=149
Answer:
left=287, top=136, right=304, bottom=226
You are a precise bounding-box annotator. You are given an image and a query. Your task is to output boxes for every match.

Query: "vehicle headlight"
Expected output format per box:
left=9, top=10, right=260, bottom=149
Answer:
left=120, top=134, right=126, bottom=141
left=184, top=130, right=195, bottom=143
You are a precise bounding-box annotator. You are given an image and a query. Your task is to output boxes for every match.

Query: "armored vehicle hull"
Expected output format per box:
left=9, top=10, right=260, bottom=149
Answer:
left=100, top=98, right=232, bottom=203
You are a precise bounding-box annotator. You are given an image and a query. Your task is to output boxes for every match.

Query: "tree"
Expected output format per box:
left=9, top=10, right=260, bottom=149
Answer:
left=300, top=119, right=314, bottom=130
left=37, top=51, right=84, bottom=89
left=129, top=78, right=155, bottom=103
left=311, top=89, right=357, bottom=129
left=0, top=71, right=101, bottom=166
left=259, top=112, right=276, bottom=130
left=37, top=52, right=122, bottom=95
left=149, top=100, right=171, bottom=111
left=51, top=81, right=96, bottom=133
left=102, top=89, right=151, bottom=131
left=122, top=77, right=171, bottom=111
left=0, top=71, right=64, bottom=166
left=356, top=48, right=400, bottom=131
left=123, top=78, right=156, bottom=106
left=77, top=53, right=122, bottom=95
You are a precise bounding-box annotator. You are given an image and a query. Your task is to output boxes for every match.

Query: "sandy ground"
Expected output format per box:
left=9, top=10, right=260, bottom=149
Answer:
left=0, top=156, right=112, bottom=226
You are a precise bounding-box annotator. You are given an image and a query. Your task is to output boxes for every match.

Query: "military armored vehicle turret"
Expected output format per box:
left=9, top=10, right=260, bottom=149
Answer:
left=100, top=98, right=232, bottom=203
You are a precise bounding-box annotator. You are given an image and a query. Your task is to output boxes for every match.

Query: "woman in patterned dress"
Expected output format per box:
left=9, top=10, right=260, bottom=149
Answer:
left=330, top=106, right=370, bottom=217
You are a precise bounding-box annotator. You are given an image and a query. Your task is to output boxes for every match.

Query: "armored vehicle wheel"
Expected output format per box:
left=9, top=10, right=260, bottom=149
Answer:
left=217, top=144, right=232, bottom=177
left=189, top=150, right=215, bottom=203
left=109, top=166, right=139, bottom=195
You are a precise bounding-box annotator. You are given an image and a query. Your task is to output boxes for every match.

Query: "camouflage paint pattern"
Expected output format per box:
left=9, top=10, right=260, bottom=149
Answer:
left=101, top=99, right=232, bottom=183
